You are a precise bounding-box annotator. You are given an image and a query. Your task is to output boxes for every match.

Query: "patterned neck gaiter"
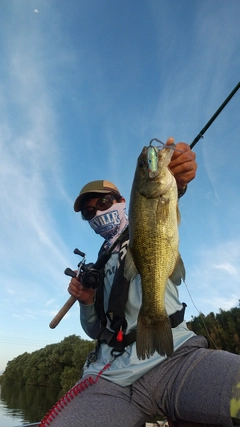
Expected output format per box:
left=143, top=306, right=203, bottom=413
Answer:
left=88, top=202, right=128, bottom=248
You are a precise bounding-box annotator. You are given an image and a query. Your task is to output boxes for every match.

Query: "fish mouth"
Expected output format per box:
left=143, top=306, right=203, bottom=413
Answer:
left=147, top=139, right=177, bottom=179
left=148, top=170, right=159, bottom=179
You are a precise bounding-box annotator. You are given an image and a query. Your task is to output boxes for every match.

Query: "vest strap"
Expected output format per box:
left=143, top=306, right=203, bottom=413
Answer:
left=97, top=303, right=187, bottom=352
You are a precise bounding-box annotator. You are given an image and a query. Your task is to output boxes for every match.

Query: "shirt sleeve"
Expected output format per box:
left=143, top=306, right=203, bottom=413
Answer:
left=79, top=301, right=101, bottom=339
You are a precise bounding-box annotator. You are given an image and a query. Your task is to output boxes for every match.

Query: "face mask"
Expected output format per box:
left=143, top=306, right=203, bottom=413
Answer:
left=88, top=202, right=128, bottom=241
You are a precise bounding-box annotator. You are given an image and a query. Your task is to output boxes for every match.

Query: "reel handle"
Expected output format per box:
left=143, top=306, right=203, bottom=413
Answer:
left=64, top=267, right=77, bottom=278
left=74, top=248, right=85, bottom=257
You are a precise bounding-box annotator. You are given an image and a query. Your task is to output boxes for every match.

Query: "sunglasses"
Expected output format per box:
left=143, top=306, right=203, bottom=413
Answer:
left=81, top=195, right=116, bottom=221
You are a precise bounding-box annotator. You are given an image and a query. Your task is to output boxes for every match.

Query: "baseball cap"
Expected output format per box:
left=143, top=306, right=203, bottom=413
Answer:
left=74, top=180, right=121, bottom=212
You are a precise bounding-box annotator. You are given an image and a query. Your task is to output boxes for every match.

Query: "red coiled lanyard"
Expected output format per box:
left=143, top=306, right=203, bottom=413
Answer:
left=39, top=362, right=111, bottom=426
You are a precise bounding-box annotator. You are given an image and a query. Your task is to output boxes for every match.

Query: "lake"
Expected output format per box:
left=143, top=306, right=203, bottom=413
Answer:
left=0, top=383, right=62, bottom=427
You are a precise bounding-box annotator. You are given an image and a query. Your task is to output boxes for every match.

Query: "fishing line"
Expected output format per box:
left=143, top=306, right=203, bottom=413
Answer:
left=186, top=83, right=240, bottom=350
left=183, top=279, right=219, bottom=350
left=183, top=278, right=240, bottom=387
left=167, top=237, right=218, bottom=349
left=169, top=232, right=220, bottom=350
left=166, top=211, right=219, bottom=350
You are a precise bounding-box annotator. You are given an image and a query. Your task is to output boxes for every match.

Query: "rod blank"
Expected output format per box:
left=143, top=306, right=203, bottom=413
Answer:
left=190, top=82, right=240, bottom=149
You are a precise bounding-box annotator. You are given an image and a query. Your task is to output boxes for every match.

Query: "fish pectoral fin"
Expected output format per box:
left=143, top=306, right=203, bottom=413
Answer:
left=124, top=248, right=139, bottom=280
left=169, top=254, right=186, bottom=286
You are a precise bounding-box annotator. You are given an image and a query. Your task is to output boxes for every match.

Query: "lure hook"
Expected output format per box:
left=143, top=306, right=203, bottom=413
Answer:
left=149, top=138, right=184, bottom=153
left=149, top=138, right=165, bottom=147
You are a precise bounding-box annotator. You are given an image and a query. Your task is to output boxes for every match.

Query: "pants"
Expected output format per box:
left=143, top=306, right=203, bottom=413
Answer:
left=40, top=336, right=240, bottom=427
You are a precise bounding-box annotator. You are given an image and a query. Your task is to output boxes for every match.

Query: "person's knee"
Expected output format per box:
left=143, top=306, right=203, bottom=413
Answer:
left=230, top=367, right=240, bottom=419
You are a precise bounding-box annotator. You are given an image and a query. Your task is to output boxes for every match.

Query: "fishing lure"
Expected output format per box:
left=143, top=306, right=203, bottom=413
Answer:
left=147, top=138, right=182, bottom=178
left=147, top=145, right=158, bottom=177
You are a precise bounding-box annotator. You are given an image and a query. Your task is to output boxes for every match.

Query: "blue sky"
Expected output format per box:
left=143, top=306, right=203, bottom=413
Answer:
left=0, top=0, right=240, bottom=372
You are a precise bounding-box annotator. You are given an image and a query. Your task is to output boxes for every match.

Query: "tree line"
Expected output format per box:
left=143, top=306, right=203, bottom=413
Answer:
left=0, top=335, right=95, bottom=392
left=1, top=305, right=240, bottom=392
left=187, top=305, right=240, bottom=353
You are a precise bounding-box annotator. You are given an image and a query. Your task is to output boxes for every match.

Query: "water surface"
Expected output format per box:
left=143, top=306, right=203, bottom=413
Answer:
left=0, top=383, right=61, bottom=426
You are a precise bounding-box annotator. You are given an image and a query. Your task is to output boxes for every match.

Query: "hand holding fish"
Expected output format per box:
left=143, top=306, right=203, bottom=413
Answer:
left=166, top=136, right=197, bottom=189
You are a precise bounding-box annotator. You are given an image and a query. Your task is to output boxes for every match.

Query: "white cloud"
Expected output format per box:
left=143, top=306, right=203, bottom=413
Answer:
left=0, top=7, right=75, bottom=334
left=185, top=239, right=240, bottom=315
left=213, top=263, right=237, bottom=277
left=45, top=298, right=56, bottom=307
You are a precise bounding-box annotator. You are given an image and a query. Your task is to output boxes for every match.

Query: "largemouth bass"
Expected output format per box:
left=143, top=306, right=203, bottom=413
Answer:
left=124, top=143, right=185, bottom=359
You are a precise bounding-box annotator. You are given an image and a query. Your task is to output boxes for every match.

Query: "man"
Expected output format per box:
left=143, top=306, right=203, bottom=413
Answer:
left=41, top=139, right=240, bottom=427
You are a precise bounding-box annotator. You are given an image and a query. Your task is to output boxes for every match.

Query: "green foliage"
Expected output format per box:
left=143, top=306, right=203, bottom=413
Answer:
left=2, top=305, right=240, bottom=392
left=187, top=304, right=240, bottom=353
left=1, top=335, right=95, bottom=392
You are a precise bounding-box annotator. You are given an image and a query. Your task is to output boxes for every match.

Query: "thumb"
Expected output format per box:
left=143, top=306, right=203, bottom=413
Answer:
left=166, top=136, right=175, bottom=146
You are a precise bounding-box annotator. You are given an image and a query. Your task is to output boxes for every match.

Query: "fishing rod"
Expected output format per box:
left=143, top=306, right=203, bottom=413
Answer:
left=190, top=81, right=240, bottom=149
left=49, top=248, right=101, bottom=329
left=15, top=87, right=240, bottom=427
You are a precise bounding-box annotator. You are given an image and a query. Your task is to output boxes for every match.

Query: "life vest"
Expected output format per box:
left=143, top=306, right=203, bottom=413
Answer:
left=94, top=227, right=186, bottom=353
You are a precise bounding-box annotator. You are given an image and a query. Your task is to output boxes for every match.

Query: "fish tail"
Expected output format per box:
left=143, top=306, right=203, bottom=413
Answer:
left=136, top=310, right=173, bottom=360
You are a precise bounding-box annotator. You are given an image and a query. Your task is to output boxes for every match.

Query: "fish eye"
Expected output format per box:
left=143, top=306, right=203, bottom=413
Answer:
left=138, top=160, right=146, bottom=168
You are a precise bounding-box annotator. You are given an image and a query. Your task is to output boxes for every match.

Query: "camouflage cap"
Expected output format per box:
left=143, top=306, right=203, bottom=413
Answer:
left=73, top=180, right=121, bottom=212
